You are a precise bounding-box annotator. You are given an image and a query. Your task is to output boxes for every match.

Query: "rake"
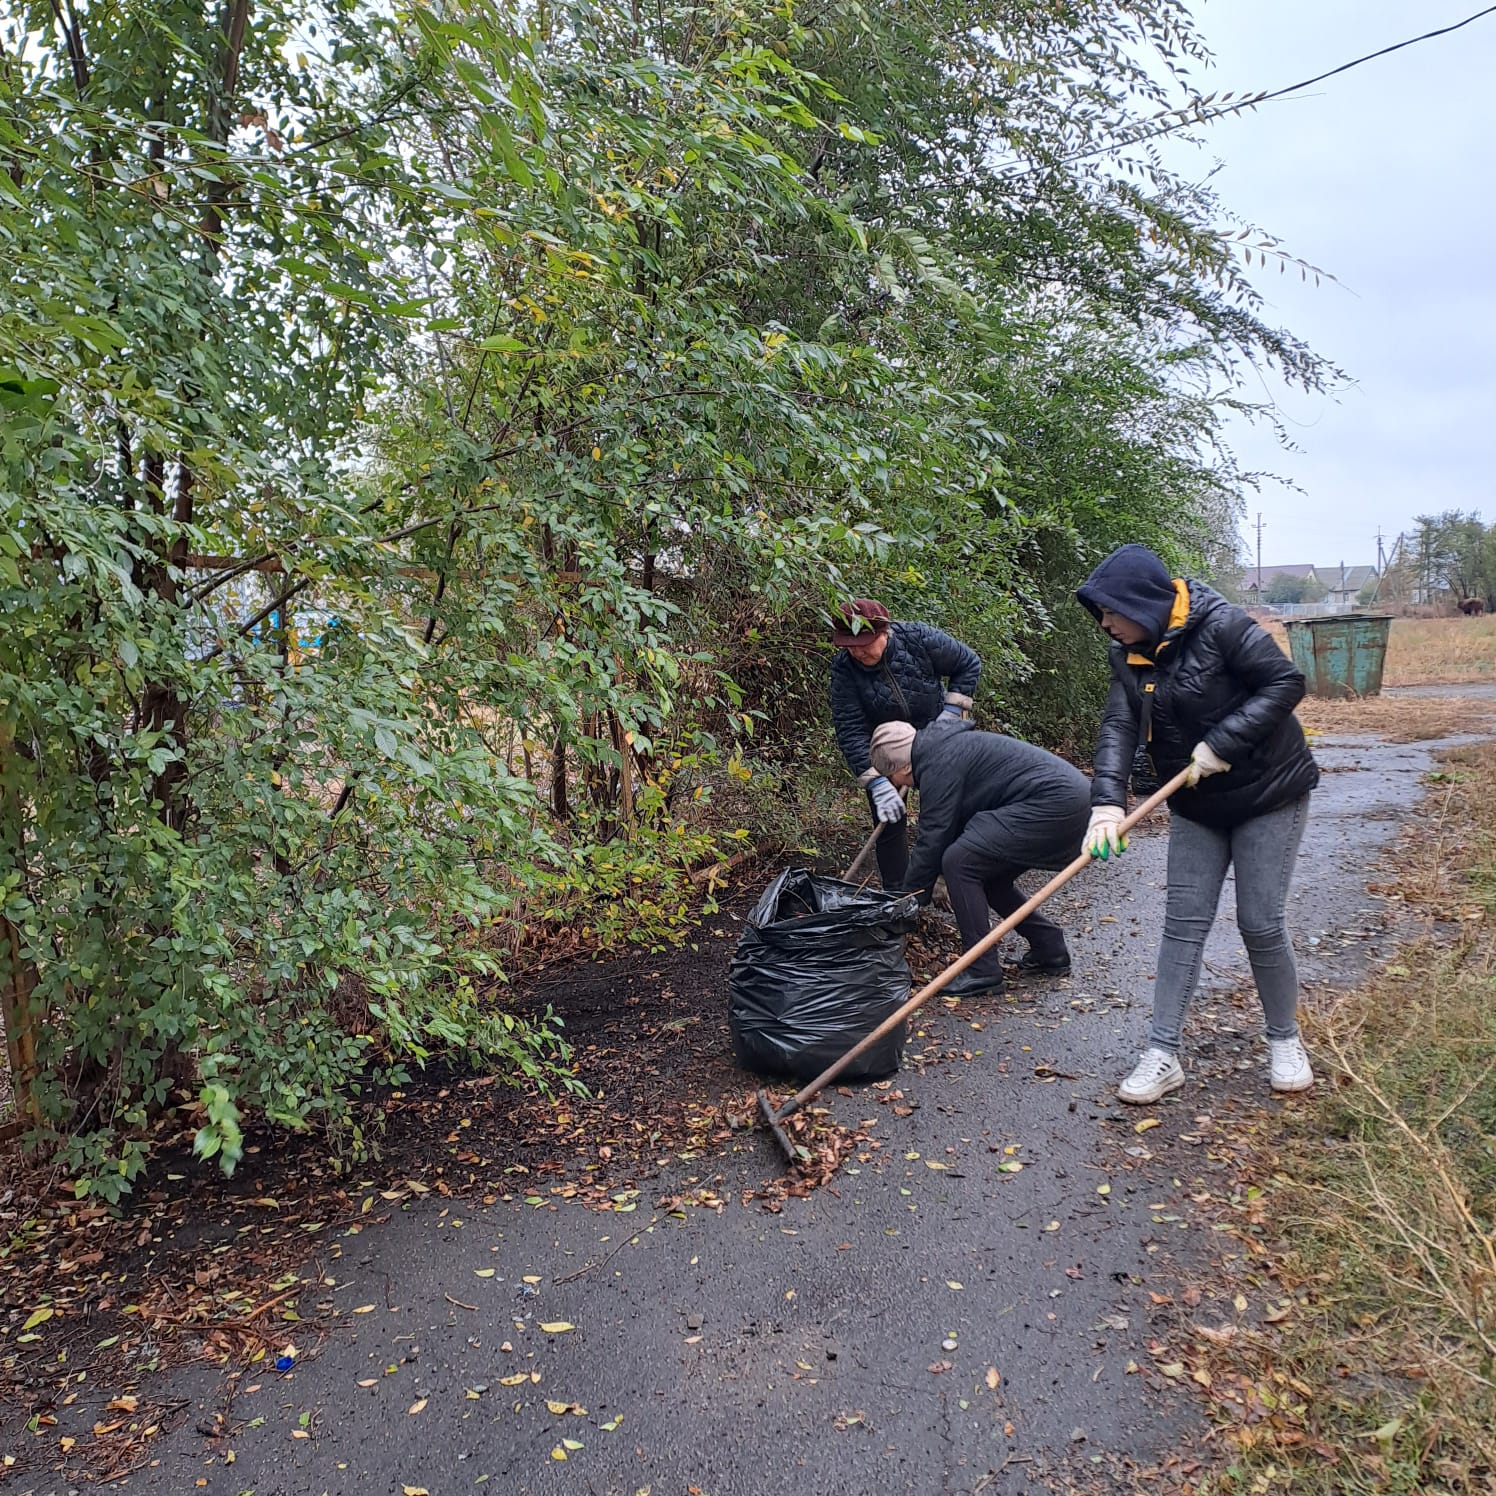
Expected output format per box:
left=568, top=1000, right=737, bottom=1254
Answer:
left=756, top=767, right=1191, bottom=1163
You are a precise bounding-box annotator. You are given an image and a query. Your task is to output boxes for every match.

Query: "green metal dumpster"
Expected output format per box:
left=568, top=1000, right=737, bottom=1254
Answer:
left=1281, top=613, right=1393, bottom=699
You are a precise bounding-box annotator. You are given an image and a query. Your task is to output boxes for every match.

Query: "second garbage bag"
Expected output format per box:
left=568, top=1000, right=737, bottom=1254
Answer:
left=729, top=867, right=920, bottom=1082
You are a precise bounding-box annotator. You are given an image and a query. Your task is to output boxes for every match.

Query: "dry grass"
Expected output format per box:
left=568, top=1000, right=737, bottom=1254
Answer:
left=1385, top=617, right=1496, bottom=687
left=1297, top=694, right=1496, bottom=744
left=1195, top=742, right=1496, bottom=1496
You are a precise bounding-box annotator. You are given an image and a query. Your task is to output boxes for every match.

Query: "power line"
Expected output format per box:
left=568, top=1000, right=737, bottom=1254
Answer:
left=1249, top=4, right=1496, bottom=110
left=1007, top=4, right=1496, bottom=177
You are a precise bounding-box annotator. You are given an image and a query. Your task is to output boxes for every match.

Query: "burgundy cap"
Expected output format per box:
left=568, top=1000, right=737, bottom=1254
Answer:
left=831, top=598, right=891, bottom=647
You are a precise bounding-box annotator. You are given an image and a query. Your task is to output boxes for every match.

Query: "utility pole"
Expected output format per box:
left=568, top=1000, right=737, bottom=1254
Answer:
left=1254, top=512, right=1264, bottom=600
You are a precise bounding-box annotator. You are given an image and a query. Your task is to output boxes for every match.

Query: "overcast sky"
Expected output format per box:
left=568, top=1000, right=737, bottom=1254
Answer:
left=1166, top=1, right=1496, bottom=572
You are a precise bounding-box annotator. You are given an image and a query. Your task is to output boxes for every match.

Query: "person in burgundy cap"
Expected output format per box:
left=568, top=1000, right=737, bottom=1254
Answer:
left=828, top=599, right=982, bottom=891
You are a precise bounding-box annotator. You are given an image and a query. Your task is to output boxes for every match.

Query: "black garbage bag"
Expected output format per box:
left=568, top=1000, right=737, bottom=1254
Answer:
left=729, top=867, right=921, bottom=1083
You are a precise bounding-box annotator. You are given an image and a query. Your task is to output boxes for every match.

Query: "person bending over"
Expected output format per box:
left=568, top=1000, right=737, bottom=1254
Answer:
left=869, top=717, right=1089, bottom=997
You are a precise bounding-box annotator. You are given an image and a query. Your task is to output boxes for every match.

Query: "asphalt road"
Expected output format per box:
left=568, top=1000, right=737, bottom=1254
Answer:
left=15, top=726, right=1447, bottom=1496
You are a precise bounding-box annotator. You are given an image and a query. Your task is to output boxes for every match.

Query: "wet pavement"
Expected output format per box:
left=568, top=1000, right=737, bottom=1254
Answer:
left=9, top=729, right=1458, bottom=1496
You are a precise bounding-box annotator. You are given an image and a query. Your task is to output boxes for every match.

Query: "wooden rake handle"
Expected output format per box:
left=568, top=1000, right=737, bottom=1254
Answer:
left=773, top=766, right=1192, bottom=1122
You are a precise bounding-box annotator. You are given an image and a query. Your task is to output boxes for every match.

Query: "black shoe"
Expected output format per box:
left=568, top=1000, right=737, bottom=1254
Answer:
left=1018, top=948, right=1071, bottom=978
left=942, top=967, right=1007, bottom=999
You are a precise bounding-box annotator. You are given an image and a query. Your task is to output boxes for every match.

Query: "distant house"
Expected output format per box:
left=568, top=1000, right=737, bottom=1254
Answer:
left=1240, top=563, right=1320, bottom=602
left=1319, top=563, right=1379, bottom=611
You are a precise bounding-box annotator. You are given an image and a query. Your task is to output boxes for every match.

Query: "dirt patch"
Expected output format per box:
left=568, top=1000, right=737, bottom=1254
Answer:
left=0, top=837, right=978, bottom=1483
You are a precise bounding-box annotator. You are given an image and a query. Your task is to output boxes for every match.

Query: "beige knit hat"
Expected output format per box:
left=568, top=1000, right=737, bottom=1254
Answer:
left=869, top=720, right=917, bottom=777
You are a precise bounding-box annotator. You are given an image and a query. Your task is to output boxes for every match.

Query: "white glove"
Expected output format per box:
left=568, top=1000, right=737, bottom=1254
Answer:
left=1186, top=740, right=1231, bottom=788
left=1084, top=805, right=1127, bottom=860
left=869, top=775, right=906, bottom=823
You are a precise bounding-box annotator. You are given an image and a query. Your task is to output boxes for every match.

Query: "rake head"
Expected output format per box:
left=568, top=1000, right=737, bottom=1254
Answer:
left=756, top=1088, right=804, bottom=1164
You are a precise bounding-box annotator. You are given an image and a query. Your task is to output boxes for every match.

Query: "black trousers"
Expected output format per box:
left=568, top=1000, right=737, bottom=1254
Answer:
left=941, top=840, right=1070, bottom=981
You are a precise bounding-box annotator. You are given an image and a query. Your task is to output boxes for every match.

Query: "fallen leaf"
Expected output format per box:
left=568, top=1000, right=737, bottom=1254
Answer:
left=522, top=1275, right=542, bottom=1284
left=499, top=1373, right=529, bottom=1387
left=601, top=1415, right=623, bottom=1431
left=562, top=1438, right=584, bottom=1451
left=474, top=1268, right=496, bottom=1278
left=22, top=1308, right=54, bottom=1332
left=551, top=1446, right=568, bottom=1462
left=353, top=1304, right=376, bottom=1314
left=1159, top=1362, right=1186, bottom=1379
left=945, top=1281, right=963, bottom=1291
left=985, top=1368, right=1001, bottom=1390
left=1134, top=1118, right=1161, bottom=1134
left=925, top=1160, right=948, bottom=1171
left=408, top=1398, right=428, bottom=1416
left=404, top=1487, right=430, bottom=1495
left=106, top=1395, right=139, bottom=1414
left=546, top=1400, right=570, bottom=1415
left=291, top=1428, right=310, bottom=1439
left=1233, top=1292, right=1248, bottom=1313
left=357, top=1379, right=377, bottom=1388
left=1096, top=1183, right=1111, bottom=1196
left=927, top=1360, right=953, bottom=1374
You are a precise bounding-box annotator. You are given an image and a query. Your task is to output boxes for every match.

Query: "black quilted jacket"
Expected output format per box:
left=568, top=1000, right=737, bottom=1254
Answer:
left=1087, top=580, right=1319, bottom=828
left=829, top=621, right=982, bottom=780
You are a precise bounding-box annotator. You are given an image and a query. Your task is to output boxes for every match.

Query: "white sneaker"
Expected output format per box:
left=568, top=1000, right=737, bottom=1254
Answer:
left=1117, top=1047, right=1185, bottom=1104
left=1269, top=1036, right=1314, bottom=1093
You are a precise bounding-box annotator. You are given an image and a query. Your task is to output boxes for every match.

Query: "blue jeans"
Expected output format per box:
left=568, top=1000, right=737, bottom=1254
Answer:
left=1149, top=795, right=1310, bottom=1053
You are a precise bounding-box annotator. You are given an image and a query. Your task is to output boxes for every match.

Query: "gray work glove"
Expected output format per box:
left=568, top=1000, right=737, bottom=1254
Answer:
left=868, top=775, right=906, bottom=824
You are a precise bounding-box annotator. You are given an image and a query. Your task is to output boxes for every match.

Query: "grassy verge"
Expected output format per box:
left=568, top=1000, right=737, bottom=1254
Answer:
left=1194, top=742, right=1496, bottom=1495
left=1385, top=616, right=1496, bottom=687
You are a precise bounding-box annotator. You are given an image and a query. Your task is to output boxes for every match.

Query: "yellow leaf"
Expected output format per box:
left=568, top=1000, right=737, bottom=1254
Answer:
left=522, top=1275, right=542, bottom=1284
left=539, top=1321, right=574, bottom=1333
left=924, top=1160, right=948, bottom=1171
left=1134, top=1118, right=1161, bottom=1134
left=353, top=1304, right=376, bottom=1314
left=551, top=1446, right=567, bottom=1461
left=407, top=1398, right=427, bottom=1416
left=1044, top=1220, right=1060, bottom=1232
left=404, top=1488, right=431, bottom=1495
left=1096, top=1184, right=1111, bottom=1195
left=22, top=1308, right=54, bottom=1332
left=546, top=1400, right=570, bottom=1415
left=562, top=1438, right=584, bottom=1450
left=945, top=1281, right=963, bottom=1291
left=499, top=1373, right=529, bottom=1387
left=1233, top=1293, right=1248, bottom=1313
left=591, top=447, right=601, bottom=461
left=474, top=1269, right=496, bottom=1278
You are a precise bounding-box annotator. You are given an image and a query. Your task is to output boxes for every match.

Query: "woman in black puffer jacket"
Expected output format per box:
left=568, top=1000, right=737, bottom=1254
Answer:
left=1076, top=544, right=1320, bottom=1106
left=828, top=600, right=982, bottom=890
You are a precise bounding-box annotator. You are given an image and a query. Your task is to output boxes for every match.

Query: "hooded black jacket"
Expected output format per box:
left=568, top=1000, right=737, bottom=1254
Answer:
left=1076, top=549, right=1319, bottom=829
left=903, top=720, right=1091, bottom=897
left=829, top=621, right=981, bottom=781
